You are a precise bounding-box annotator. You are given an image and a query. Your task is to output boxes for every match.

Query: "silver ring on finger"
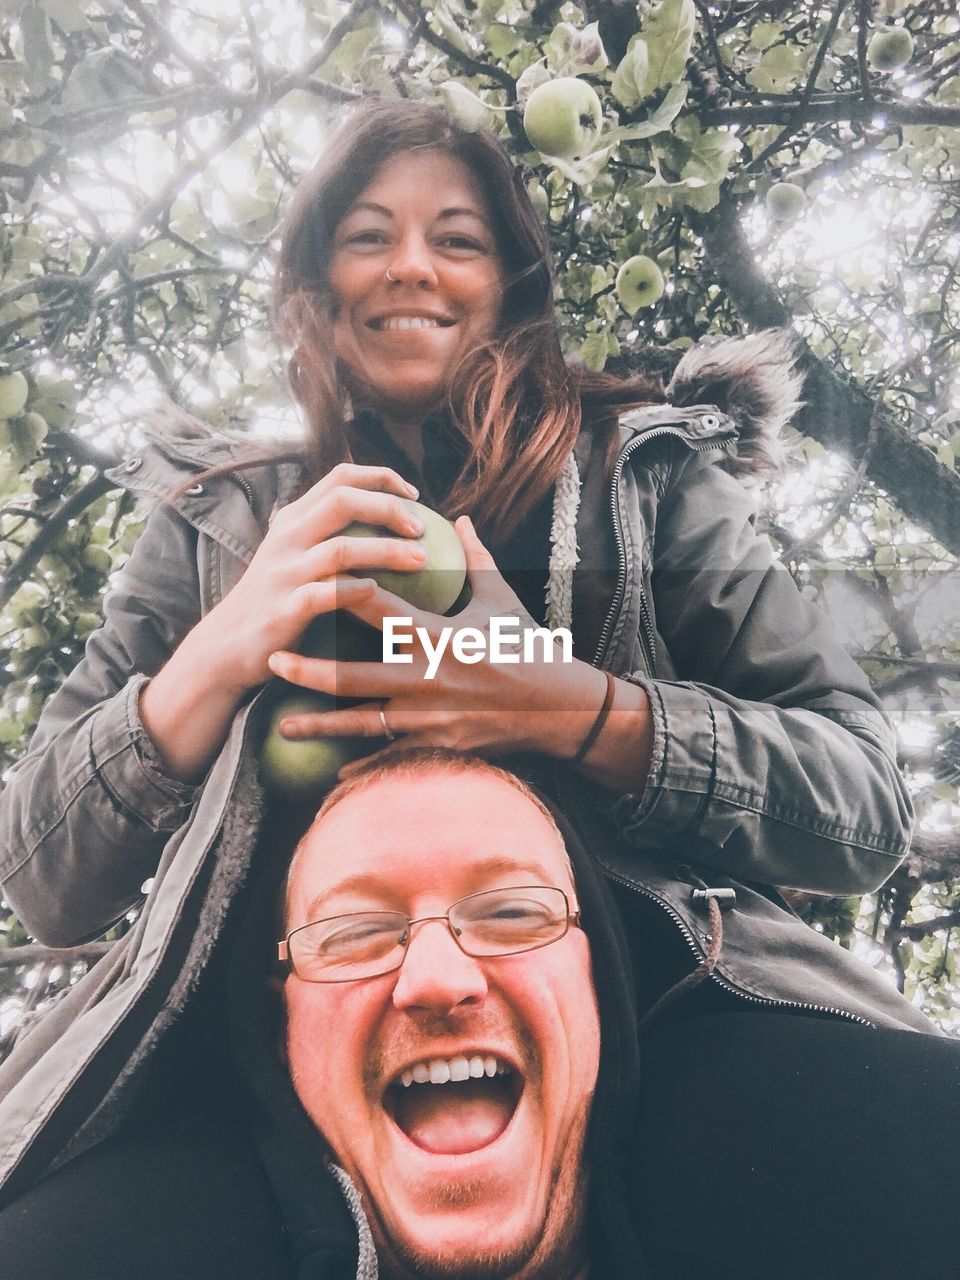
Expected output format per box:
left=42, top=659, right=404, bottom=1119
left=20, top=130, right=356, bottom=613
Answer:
left=378, top=704, right=396, bottom=742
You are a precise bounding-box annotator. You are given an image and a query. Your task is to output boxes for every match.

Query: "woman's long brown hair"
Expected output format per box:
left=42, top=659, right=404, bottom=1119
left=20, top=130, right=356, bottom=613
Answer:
left=273, top=99, right=663, bottom=545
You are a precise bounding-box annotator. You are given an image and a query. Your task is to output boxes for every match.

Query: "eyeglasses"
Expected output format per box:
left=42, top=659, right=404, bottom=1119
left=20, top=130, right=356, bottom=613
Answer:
left=279, top=885, right=580, bottom=983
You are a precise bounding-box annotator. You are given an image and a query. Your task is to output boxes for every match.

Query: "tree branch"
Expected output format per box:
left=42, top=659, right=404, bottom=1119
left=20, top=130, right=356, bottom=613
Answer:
left=691, top=194, right=960, bottom=556
left=0, top=474, right=114, bottom=610
left=891, top=912, right=960, bottom=942
left=702, top=101, right=960, bottom=127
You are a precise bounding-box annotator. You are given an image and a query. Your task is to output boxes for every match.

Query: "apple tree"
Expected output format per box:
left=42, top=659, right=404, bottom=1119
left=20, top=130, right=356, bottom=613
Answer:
left=1, top=0, right=959, bottom=1053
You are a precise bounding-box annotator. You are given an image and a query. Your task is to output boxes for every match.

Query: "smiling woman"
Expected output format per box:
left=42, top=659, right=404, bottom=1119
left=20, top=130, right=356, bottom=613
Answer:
left=325, top=150, right=505, bottom=432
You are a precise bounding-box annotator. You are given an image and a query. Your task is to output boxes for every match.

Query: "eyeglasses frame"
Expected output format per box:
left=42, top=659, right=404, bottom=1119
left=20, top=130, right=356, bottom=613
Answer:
left=278, top=884, right=581, bottom=983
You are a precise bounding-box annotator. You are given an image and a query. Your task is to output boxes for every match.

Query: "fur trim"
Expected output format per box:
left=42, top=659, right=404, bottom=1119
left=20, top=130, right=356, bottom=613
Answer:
left=52, top=739, right=266, bottom=1171
left=666, top=329, right=805, bottom=475
left=546, top=450, right=581, bottom=633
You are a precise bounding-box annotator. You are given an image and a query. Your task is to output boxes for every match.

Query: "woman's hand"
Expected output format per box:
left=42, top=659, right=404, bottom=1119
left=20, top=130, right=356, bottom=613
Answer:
left=140, top=463, right=428, bottom=782
left=266, top=516, right=629, bottom=771
left=198, top=463, right=431, bottom=696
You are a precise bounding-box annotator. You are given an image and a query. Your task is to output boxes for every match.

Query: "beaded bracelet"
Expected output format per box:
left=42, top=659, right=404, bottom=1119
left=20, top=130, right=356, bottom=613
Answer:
left=571, top=670, right=616, bottom=766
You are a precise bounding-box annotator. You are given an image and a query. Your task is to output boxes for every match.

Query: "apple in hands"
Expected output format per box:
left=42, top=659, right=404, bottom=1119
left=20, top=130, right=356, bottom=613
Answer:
left=522, top=77, right=603, bottom=161
left=258, top=501, right=467, bottom=798
left=342, top=499, right=466, bottom=616
left=615, top=254, right=665, bottom=314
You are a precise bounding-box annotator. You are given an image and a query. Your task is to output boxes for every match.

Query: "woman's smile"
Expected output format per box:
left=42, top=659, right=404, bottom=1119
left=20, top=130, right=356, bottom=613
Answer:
left=327, top=150, right=505, bottom=423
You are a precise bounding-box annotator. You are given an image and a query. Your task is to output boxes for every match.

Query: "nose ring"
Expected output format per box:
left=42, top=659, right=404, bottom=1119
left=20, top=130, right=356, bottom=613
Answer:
left=386, top=268, right=398, bottom=282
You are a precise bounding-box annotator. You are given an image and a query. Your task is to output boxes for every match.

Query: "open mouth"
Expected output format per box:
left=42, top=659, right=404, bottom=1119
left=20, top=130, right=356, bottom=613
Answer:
left=383, top=1054, right=524, bottom=1156
left=367, top=315, right=457, bottom=332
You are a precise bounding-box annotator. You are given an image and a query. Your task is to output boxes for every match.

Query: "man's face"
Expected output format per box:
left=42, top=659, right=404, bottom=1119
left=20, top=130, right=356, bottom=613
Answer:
left=283, top=769, right=601, bottom=1279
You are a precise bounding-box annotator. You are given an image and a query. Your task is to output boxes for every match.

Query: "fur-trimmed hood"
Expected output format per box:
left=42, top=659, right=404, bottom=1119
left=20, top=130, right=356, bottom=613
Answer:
left=656, top=329, right=805, bottom=475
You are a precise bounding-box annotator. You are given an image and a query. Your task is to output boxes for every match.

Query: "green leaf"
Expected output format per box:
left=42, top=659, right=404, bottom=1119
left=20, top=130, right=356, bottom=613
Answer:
left=936, top=442, right=955, bottom=469
left=614, top=82, right=688, bottom=141
left=589, top=264, right=611, bottom=295
left=438, top=81, right=493, bottom=132
left=746, top=43, right=806, bottom=93
left=676, top=116, right=741, bottom=184
left=611, top=38, right=650, bottom=109
left=41, top=0, right=91, bottom=32
left=484, top=23, right=522, bottom=60
left=579, top=330, right=611, bottom=370
left=749, top=22, right=783, bottom=51
left=641, top=0, right=696, bottom=96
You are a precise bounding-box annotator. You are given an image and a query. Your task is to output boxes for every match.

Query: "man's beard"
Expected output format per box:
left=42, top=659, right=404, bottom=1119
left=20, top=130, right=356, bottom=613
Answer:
left=377, top=1125, right=592, bottom=1280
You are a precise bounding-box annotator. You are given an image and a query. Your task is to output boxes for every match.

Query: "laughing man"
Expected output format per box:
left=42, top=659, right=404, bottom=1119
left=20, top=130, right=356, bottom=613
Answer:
left=277, top=753, right=628, bottom=1280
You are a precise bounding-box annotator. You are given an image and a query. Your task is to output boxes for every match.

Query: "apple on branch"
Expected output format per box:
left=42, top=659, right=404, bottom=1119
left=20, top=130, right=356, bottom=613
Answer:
left=522, top=77, right=603, bottom=161
left=615, top=254, right=665, bottom=314
left=867, top=27, right=915, bottom=72
left=765, top=181, right=806, bottom=223
left=0, top=371, right=29, bottom=421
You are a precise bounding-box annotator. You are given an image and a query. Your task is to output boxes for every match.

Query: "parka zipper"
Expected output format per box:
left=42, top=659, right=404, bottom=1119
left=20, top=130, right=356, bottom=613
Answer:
left=603, top=865, right=875, bottom=1027
left=593, top=424, right=738, bottom=672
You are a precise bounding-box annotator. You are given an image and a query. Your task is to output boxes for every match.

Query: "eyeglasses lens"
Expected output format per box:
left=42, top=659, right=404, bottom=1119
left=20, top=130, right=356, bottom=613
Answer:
left=288, top=886, right=569, bottom=982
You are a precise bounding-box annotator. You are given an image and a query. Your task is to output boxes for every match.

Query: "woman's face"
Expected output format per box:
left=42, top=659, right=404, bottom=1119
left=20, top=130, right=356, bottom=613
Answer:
left=327, top=150, right=506, bottom=422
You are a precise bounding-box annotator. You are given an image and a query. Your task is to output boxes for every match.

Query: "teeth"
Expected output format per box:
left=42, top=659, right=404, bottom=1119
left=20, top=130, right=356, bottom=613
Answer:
left=397, top=1054, right=511, bottom=1087
left=449, top=1056, right=470, bottom=1082
left=380, top=316, right=441, bottom=331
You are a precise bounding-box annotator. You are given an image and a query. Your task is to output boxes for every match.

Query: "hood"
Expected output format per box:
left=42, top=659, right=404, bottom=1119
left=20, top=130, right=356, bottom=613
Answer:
left=224, top=774, right=650, bottom=1280
left=613, top=328, right=805, bottom=475
left=664, top=328, right=805, bottom=476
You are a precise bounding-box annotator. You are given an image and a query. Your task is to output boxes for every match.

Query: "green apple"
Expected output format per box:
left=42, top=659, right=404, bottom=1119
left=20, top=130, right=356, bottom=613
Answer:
left=344, top=498, right=466, bottom=615
left=615, top=254, right=665, bottom=314
left=867, top=27, right=914, bottom=72
left=0, top=371, right=29, bottom=420
left=259, top=690, right=373, bottom=799
left=20, top=624, right=49, bottom=650
left=523, top=77, right=603, bottom=160
left=8, top=581, right=47, bottom=623
left=765, top=182, right=806, bottom=223
left=259, top=500, right=465, bottom=797
left=82, top=544, right=113, bottom=574
left=19, top=410, right=48, bottom=446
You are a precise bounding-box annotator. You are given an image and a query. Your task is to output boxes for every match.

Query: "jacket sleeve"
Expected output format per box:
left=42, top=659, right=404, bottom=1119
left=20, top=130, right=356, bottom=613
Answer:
left=610, top=449, right=914, bottom=896
left=0, top=503, right=204, bottom=946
